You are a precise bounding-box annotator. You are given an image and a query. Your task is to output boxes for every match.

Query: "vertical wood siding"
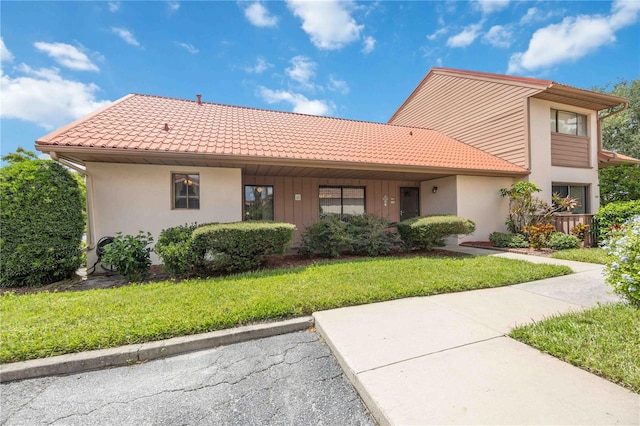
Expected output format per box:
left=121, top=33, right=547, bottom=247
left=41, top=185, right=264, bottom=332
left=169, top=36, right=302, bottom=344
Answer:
left=550, top=133, right=590, bottom=168
left=243, top=175, right=420, bottom=244
left=389, top=73, right=542, bottom=168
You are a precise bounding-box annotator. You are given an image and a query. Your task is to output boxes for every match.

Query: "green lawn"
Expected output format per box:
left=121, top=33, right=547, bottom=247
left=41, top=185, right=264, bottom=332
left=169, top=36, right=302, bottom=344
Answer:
left=1, top=256, right=570, bottom=364
left=511, top=303, right=640, bottom=393
left=550, top=248, right=609, bottom=264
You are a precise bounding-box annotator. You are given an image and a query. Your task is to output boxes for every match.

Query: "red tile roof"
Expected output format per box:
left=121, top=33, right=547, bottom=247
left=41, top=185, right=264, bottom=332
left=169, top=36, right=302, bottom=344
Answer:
left=37, top=93, right=527, bottom=174
left=598, top=149, right=640, bottom=167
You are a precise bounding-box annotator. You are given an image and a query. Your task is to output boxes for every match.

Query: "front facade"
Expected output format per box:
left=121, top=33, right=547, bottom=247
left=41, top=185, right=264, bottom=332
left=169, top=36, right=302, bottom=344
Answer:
left=36, top=68, right=631, bottom=267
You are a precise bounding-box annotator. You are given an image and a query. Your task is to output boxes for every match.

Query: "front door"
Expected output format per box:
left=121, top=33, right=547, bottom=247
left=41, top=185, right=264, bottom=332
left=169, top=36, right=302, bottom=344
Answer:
left=400, top=187, right=420, bottom=221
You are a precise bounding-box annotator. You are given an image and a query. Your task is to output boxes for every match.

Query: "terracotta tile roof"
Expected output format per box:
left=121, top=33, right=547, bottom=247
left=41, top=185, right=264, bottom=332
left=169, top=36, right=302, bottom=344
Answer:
left=598, top=149, right=640, bottom=167
left=37, top=93, right=527, bottom=174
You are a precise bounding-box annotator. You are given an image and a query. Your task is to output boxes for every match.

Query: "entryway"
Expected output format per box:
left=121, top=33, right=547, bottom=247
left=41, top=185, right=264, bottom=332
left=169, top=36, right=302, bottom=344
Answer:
left=400, top=187, right=420, bottom=221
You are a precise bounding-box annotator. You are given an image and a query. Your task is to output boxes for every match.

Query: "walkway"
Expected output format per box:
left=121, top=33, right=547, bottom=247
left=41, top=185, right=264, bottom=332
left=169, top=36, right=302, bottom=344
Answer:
left=314, top=247, right=639, bottom=425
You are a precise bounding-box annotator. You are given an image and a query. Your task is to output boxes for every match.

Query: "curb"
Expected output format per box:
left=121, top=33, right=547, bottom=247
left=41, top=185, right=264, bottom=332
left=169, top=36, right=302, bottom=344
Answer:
left=0, top=317, right=314, bottom=383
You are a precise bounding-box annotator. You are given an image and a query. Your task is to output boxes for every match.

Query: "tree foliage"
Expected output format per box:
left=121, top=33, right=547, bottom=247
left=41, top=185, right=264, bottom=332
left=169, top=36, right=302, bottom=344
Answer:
left=596, top=79, right=640, bottom=159
left=599, top=164, right=640, bottom=206
left=1, top=147, right=38, bottom=164
left=1, top=157, right=85, bottom=286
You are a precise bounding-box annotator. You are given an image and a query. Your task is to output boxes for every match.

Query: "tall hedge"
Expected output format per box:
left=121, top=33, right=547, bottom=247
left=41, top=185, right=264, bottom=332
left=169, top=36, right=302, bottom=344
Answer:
left=593, top=200, right=640, bottom=236
left=0, top=160, right=84, bottom=286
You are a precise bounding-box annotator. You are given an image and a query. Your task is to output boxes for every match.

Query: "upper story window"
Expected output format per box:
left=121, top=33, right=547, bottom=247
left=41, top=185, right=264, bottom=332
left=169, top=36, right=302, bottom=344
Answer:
left=550, top=109, right=587, bottom=137
left=173, top=173, right=200, bottom=209
left=319, top=186, right=365, bottom=217
left=244, top=185, right=274, bottom=220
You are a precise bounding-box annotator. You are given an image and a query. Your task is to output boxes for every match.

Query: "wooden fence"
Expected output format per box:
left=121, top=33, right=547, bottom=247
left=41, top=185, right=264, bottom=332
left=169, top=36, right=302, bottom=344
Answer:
left=552, top=214, right=598, bottom=247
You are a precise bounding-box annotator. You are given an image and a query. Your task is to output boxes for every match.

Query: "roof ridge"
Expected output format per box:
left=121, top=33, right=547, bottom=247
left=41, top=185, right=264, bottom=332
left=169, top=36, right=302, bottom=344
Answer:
left=129, top=93, right=439, bottom=131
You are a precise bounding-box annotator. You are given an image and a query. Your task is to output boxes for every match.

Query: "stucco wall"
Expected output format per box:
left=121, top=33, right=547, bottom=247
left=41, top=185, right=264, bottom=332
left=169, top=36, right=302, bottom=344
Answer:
left=528, top=98, right=600, bottom=213
left=87, top=162, right=242, bottom=267
left=420, top=176, right=458, bottom=216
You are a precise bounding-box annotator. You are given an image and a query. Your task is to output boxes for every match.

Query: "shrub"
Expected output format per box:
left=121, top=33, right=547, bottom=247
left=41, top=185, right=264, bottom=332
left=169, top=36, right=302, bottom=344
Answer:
left=344, top=215, right=395, bottom=256
left=154, top=223, right=200, bottom=278
left=299, top=215, right=350, bottom=258
left=397, top=215, right=476, bottom=250
left=602, top=216, right=640, bottom=307
left=570, top=223, right=590, bottom=241
left=192, top=222, right=295, bottom=273
left=594, top=200, right=640, bottom=238
left=522, top=223, right=556, bottom=249
left=599, top=165, right=640, bottom=206
left=489, top=232, right=529, bottom=248
left=0, top=159, right=84, bottom=287
left=100, top=231, right=154, bottom=282
left=547, top=232, right=581, bottom=250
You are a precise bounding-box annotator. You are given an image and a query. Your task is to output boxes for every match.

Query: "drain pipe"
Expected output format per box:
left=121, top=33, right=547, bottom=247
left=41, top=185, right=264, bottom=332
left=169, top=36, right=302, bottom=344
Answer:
left=49, top=152, right=96, bottom=250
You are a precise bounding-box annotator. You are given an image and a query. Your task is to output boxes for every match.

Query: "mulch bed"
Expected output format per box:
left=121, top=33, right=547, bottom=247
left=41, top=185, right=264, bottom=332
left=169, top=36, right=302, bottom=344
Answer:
left=2, top=249, right=468, bottom=296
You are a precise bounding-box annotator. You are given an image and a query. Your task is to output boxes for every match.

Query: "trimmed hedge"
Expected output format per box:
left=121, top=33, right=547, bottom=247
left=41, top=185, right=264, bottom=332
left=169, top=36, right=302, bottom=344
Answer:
left=397, top=215, right=476, bottom=250
left=154, top=223, right=201, bottom=278
left=192, top=222, right=295, bottom=273
left=547, top=232, right=581, bottom=250
left=489, top=232, right=529, bottom=248
left=0, top=160, right=84, bottom=286
left=594, top=200, right=640, bottom=236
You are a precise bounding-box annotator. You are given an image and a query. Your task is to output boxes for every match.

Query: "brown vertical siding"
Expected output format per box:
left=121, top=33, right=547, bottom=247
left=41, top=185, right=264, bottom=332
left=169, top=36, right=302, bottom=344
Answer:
left=551, top=133, right=590, bottom=168
left=389, top=73, right=543, bottom=168
left=243, top=175, right=420, bottom=244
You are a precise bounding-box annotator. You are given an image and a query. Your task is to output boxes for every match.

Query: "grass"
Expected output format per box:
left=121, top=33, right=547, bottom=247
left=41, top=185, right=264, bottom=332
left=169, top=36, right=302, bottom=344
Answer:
left=0, top=256, right=570, bottom=364
left=511, top=303, right=640, bottom=393
left=550, top=248, right=609, bottom=264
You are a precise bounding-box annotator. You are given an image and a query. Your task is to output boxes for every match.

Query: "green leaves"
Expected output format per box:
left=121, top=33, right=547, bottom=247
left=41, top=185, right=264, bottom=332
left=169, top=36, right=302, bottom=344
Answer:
left=599, top=165, right=640, bottom=206
left=396, top=215, right=476, bottom=250
left=100, top=231, right=153, bottom=282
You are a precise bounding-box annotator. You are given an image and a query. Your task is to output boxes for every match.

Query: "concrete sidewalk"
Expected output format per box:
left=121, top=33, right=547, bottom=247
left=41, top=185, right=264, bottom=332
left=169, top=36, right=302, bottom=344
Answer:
left=314, top=247, right=640, bottom=425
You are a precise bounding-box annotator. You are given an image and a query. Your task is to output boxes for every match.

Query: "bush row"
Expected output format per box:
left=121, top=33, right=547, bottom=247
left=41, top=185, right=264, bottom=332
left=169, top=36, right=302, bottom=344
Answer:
left=489, top=230, right=581, bottom=250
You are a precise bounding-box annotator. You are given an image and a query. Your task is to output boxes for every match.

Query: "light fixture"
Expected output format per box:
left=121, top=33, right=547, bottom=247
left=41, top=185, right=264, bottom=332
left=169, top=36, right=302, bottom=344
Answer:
left=256, top=187, right=263, bottom=193
left=432, top=186, right=438, bottom=193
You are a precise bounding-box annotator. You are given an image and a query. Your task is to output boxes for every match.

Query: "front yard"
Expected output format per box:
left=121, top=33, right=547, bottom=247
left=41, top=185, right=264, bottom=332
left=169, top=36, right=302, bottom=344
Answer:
left=0, top=255, right=570, bottom=363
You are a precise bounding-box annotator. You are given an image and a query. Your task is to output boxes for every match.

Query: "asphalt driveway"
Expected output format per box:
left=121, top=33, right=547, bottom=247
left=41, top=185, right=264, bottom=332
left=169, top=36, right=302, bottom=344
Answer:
left=1, top=331, right=374, bottom=425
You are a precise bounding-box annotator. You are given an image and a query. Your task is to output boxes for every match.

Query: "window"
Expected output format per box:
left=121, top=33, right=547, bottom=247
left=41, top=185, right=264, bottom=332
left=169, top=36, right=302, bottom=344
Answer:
left=552, top=184, right=588, bottom=214
left=244, top=185, right=274, bottom=220
left=550, top=109, right=587, bottom=136
left=173, top=173, right=200, bottom=209
left=319, top=186, right=365, bottom=217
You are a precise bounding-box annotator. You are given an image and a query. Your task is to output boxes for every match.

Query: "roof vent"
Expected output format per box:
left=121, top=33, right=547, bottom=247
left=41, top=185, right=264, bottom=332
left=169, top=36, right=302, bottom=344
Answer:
left=197, top=94, right=202, bottom=105
left=410, top=131, right=413, bottom=136
left=164, top=123, right=170, bottom=131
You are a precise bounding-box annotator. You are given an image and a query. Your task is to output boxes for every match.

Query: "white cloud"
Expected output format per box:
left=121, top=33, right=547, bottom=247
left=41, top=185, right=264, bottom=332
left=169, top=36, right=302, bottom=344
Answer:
left=176, top=42, right=198, bottom=54
left=327, top=75, right=349, bottom=94
left=1, top=38, right=14, bottom=63
left=258, top=86, right=333, bottom=116
left=426, top=27, right=447, bottom=41
left=520, top=7, right=565, bottom=25
left=108, top=1, right=120, bottom=12
left=447, top=22, right=483, bottom=47
left=508, top=0, right=640, bottom=73
left=483, top=25, right=512, bottom=48
left=167, top=1, right=180, bottom=13
left=285, top=55, right=316, bottom=90
left=111, top=27, right=141, bottom=47
left=362, top=36, right=375, bottom=54
left=286, top=0, right=364, bottom=50
left=245, top=56, right=272, bottom=74
left=474, top=0, right=510, bottom=15
left=244, top=2, right=278, bottom=28
left=34, top=42, right=99, bottom=72
left=1, top=65, right=111, bottom=130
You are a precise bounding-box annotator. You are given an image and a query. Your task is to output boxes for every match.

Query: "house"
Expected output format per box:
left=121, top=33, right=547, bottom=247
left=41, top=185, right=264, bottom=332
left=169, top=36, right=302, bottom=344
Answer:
left=35, top=68, right=633, bottom=267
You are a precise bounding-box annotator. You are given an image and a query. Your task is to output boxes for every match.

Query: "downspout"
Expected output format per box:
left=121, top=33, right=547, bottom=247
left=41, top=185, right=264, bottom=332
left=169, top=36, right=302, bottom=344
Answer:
left=598, top=102, right=628, bottom=153
left=49, top=152, right=96, bottom=250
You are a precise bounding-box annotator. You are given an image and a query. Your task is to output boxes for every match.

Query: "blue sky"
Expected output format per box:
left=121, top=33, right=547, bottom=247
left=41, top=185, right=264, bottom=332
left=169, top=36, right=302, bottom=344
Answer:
left=1, top=1, right=639, bottom=158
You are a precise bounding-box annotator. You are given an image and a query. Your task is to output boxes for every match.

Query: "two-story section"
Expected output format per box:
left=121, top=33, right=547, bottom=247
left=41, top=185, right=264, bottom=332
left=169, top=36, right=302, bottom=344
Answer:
left=389, top=68, right=629, bottom=214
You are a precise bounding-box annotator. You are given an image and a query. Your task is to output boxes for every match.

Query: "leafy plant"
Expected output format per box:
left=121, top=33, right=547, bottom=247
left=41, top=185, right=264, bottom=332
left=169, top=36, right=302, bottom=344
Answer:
left=0, top=157, right=84, bottom=287
left=522, top=223, right=556, bottom=249
left=154, top=223, right=201, bottom=278
left=602, top=216, right=640, bottom=307
left=489, top=232, right=529, bottom=248
left=101, top=231, right=154, bottom=282
left=500, top=182, right=542, bottom=233
left=570, top=223, right=590, bottom=241
left=547, top=232, right=581, bottom=250
left=299, top=215, right=351, bottom=258
left=344, top=214, right=397, bottom=256
left=599, top=165, right=640, bottom=206
left=594, top=200, right=640, bottom=239
left=191, top=222, right=295, bottom=273
left=396, top=215, right=476, bottom=250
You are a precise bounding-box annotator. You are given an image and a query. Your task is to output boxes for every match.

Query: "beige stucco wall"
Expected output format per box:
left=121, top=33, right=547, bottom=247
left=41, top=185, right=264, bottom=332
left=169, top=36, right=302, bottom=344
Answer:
left=528, top=98, right=600, bottom=213
left=420, top=175, right=512, bottom=243
left=87, top=162, right=242, bottom=267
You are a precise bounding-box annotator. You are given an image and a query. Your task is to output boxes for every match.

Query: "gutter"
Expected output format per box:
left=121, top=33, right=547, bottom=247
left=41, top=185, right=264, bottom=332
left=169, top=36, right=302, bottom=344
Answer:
left=597, top=102, right=628, bottom=153
left=49, top=152, right=96, bottom=250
